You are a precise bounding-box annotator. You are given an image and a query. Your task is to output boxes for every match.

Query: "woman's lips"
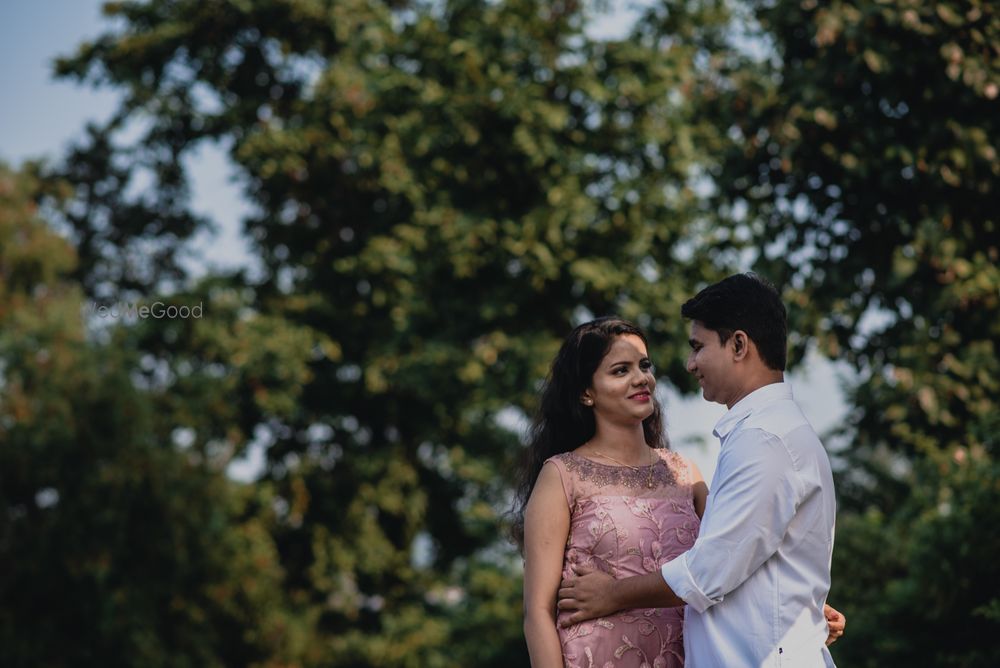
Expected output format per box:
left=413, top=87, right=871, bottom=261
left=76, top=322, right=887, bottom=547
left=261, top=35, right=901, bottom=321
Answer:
left=629, top=392, right=651, bottom=402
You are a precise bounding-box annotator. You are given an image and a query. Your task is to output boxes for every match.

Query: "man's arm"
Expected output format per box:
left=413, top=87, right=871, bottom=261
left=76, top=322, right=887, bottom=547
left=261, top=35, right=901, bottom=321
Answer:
left=556, top=564, right=684, bottom=626
left=559, top=430, right=804, bottom=624
left=660, top=430, right=803, bottom=613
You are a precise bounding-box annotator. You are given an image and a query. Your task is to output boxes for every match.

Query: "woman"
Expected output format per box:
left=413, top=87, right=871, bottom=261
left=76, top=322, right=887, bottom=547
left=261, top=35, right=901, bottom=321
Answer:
left=511, top=317, right=844, bottom=667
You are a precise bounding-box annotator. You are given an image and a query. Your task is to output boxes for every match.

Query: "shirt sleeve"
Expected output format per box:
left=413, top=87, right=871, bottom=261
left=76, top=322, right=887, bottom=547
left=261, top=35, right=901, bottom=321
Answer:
left=660, top=428, right=804, bottom=613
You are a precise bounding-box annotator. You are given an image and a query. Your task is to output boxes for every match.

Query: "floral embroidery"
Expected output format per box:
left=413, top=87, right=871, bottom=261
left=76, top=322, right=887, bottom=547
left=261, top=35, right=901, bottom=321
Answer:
left=554, top=449, right=698, bottom=668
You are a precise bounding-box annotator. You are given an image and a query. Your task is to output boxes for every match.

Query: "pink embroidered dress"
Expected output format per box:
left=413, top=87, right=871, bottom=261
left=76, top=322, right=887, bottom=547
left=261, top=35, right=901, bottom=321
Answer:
left=546, top=449, right=701, bottom=668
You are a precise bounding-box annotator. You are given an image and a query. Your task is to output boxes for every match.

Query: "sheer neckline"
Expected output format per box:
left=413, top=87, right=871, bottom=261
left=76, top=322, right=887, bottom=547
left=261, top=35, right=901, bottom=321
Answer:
left=555, top=450, right=681, bottom=490
left=566, top=449, right=662, bottom=469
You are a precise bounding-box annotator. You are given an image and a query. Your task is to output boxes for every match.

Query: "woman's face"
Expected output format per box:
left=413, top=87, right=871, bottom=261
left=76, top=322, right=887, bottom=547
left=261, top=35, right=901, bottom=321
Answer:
left=582, top=334, right=656, bottom=425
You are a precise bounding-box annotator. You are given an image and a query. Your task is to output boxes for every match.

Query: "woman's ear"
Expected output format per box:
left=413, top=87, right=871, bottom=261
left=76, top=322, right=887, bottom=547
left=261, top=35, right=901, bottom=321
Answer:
left=580, top=391, right=594, bottom=406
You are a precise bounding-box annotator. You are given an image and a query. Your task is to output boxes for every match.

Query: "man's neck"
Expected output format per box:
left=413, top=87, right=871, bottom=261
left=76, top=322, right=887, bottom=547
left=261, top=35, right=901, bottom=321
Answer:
left=725, top=372, right=785, bottom=409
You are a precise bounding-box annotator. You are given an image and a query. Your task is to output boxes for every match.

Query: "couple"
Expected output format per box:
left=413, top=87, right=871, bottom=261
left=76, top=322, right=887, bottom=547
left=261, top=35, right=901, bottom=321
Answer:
left=512, top=274, right=843, bottom=667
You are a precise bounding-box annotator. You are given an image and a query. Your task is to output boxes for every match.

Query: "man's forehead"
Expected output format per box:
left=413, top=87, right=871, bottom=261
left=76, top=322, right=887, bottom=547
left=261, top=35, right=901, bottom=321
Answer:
left=689, top=321, right=709, bottom=339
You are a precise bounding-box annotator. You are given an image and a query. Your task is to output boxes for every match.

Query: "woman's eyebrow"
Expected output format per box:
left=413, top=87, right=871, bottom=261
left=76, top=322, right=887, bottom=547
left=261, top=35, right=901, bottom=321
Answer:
left=608, top=356, right=648, bottom=367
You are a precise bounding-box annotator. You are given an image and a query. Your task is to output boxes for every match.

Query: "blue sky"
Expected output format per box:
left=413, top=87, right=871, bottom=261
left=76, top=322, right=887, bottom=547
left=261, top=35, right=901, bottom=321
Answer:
left=0, top=0, right=851, bottom=481
left=0, top=0, right=117, bottom=166
left=0, top=0, right=255, bottom=274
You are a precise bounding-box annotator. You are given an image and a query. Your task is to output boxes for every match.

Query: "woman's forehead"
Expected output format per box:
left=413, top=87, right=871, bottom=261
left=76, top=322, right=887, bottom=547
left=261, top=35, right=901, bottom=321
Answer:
left=603, top=334, right=648, bottom=361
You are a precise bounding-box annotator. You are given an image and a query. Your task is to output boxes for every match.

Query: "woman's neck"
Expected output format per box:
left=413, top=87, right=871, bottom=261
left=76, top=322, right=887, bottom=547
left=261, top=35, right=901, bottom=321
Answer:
left=581, top=422, right=650, bottom=464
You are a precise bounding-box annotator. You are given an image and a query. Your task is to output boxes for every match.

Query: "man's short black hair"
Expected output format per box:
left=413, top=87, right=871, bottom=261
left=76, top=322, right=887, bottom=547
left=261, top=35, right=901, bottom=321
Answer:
left=681, top=273, right=787, bottom=371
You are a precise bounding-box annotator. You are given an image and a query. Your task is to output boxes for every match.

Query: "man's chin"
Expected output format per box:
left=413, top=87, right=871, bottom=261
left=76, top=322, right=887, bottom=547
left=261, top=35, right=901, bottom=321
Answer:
left=703, top=390, right=731, bottom=407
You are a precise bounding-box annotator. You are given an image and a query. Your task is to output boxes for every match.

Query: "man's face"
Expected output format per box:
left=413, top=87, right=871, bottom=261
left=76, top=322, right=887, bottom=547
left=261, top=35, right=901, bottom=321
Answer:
left=686, top=320, right=732, bottom=405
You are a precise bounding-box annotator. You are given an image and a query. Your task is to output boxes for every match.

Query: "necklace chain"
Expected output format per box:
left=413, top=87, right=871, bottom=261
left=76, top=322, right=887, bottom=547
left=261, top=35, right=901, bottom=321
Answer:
left=587, top=446, right=657, bottom=488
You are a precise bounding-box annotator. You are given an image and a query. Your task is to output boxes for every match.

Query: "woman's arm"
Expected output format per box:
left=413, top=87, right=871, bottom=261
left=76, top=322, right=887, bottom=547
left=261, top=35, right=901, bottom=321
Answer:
left=689, top=458, right=709, bottom=519
left=523, top=462, right=571, bottom=668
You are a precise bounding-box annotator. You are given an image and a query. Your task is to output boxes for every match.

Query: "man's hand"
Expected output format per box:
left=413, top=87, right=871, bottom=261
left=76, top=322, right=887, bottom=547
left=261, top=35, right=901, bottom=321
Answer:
left=557, top=564, right=617, bottom=627
left=824, top=603, right=846, bottom=646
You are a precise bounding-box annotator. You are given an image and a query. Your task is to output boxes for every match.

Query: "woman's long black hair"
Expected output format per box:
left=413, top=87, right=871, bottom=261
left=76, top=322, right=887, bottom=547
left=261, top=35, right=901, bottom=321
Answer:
left=509, top=316, right=667, bottom=551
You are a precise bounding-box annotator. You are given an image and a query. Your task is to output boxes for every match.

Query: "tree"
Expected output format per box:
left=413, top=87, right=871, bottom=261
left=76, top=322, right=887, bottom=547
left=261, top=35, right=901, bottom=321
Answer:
left=18, top=0, right=993, bottom=663
left=0, top=164, right=298, bottom=667
left=42, top=0, right=744, bottom=664
left=712, top=1, right=1000, bottom=664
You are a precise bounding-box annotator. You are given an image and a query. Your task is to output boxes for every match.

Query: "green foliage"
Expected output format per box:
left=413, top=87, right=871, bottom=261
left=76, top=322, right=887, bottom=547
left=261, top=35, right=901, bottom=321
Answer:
left=0, top=165, right=296, bottom=667
left=17, top=0, right=746, bottom=665
left=831, top=457, right=1000, bottom=667
left=710, top=1, right=1000, bottom=664
left=2, top=0, right=997, bottom=664
left=720, top=0, right=999, bottom=483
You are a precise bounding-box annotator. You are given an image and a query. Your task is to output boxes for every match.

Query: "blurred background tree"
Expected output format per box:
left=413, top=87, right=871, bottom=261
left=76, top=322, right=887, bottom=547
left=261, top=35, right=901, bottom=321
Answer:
left=710, top=1, right=1000, bottom=665
left=0, top=0, right=997, bottom=666
left=0, top=164, right=299, bottom=666
left=6, top=1, right=743, bottom=665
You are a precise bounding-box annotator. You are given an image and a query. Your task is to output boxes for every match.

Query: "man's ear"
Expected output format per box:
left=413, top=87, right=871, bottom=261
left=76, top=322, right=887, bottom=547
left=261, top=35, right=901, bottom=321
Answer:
left=732, top=331, right=750, bottom=361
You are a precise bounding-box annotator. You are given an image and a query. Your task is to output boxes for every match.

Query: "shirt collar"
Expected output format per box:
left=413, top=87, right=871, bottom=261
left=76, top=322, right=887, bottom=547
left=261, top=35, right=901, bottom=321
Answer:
left=712, top=381, right=793, bottom=441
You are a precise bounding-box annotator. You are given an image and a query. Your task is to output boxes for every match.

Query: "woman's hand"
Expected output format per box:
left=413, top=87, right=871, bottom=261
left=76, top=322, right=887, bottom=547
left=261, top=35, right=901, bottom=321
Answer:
left=824, top=603, right=846, bottom=645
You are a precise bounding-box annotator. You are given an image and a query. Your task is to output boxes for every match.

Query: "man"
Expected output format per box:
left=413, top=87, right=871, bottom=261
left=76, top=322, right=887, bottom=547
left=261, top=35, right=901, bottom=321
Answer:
left=557, top=273, right=841, bottom=666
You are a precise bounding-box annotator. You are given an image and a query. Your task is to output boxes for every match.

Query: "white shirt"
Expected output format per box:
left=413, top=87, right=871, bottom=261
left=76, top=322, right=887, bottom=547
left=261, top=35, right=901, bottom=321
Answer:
left=660, top=382, right=836, bottom=667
